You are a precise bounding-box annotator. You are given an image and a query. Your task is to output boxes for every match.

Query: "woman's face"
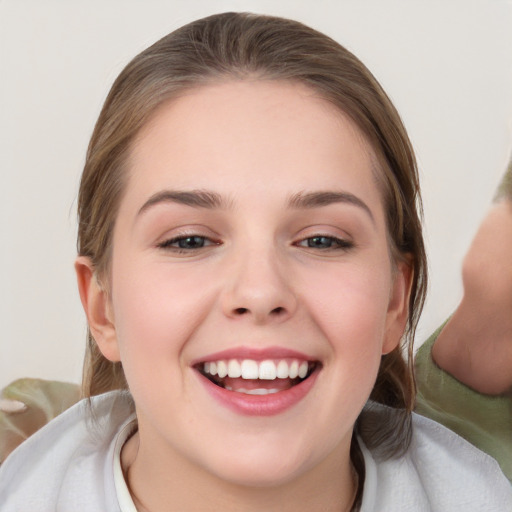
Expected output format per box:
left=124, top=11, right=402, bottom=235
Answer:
left=87, top=80, right=410, bottom=487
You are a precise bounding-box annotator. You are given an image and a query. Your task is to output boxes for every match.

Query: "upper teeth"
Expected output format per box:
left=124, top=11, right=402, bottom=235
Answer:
left=203, top=359, right=309, bottom=380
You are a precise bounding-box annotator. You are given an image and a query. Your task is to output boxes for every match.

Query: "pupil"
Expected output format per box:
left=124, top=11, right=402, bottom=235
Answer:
left=308, top=236, right=331, bottom=248
left=179, top=236, right=205, bottom=249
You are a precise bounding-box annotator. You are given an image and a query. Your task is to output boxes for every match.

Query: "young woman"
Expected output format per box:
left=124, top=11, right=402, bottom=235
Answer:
left=0, top=12, right=510, bottom=511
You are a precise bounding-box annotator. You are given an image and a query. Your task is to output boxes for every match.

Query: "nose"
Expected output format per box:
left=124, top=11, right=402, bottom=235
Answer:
left=221, top=247, right=298, bottom=324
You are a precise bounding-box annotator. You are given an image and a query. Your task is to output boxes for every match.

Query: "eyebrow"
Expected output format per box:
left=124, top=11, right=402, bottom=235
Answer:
left=137, top=188, right=374, bottom=223
left=287, top=190, right=375, bottom=223
left=137, top=189, right=230, bottom=216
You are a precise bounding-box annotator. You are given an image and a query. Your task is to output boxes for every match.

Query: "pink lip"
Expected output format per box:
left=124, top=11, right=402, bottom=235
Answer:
left=191, top=346, right=316, bottom=365
left=194, top=365, right=320, bottom=416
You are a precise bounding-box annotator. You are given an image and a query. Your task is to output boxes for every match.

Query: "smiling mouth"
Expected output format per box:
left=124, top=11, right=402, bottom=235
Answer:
left=195, top=358, right=320, bottom=395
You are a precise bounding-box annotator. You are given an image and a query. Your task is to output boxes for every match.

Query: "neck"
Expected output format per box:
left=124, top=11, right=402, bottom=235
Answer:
left=122, top=430, right=358, bottom=512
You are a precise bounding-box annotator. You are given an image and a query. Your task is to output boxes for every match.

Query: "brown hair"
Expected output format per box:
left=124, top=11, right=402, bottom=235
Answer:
left=77, top=12, right=427, bottom=479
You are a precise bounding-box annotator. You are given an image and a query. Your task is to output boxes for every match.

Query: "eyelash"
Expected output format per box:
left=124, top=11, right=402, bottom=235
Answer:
left=295, top=235, right=354, bottom=251
left=157, top=234, right=219, bottom=253
left=157, top=234, right=354, bottom=253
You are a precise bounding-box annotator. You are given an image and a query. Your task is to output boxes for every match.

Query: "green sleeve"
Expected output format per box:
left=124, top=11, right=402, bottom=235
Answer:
left=494, top=158, right=512, bottom=202
left=415, top=326, right=512, bottom=482
left=0, top=378, right=80, bottom=464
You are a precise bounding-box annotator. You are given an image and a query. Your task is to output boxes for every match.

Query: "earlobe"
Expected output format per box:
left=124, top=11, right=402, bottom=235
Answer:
left=75, top=256, right=120, bottom=362
left=382, top=259, right=413, bottom=355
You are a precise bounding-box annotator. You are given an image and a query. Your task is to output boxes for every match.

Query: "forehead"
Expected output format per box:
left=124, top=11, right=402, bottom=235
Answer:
left=126, top=80, right=382, bottom=211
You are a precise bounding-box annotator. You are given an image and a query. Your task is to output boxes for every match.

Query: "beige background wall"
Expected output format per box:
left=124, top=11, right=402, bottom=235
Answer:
left=1, top=0, right=512, bottom=390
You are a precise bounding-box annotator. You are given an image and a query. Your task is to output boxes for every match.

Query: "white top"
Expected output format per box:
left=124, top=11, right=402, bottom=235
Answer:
left=0, top=391, right=510, bottom=511
left=113, top=418, right=138, bottom=512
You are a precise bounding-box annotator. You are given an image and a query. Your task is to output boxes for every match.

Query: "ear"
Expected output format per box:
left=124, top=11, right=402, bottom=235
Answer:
left=382, top=258, right=413, bottom=355
left=75, top=256, right=120, bottom=362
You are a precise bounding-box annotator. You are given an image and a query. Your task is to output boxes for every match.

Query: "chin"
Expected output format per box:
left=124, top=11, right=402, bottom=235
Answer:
left=196, top=434, right=327, bottom=489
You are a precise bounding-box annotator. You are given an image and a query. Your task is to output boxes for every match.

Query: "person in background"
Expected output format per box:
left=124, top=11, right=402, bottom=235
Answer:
left=415, top=157, right=512, bottom=481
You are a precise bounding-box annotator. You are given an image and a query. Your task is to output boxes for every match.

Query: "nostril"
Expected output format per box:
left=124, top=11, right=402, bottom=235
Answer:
left=231, top=306, right=287, bottom=317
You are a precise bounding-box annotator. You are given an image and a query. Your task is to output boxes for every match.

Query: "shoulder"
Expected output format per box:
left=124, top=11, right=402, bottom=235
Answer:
left=0, top=390, right=135, bottom=512
left=359, top=407, right=512, bottom=511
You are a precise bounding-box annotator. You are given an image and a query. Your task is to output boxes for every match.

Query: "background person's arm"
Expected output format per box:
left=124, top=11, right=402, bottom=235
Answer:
left=432, top=161, right=512, bottom=396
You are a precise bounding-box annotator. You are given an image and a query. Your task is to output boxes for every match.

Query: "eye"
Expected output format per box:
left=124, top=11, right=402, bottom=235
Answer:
left=296, top=235, right=353, bottom=251
left=158, top=235, right=218, bottom=251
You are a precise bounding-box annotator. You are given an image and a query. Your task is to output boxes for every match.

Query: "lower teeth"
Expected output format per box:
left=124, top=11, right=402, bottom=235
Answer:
left=225, top=386, right=280, bottom=395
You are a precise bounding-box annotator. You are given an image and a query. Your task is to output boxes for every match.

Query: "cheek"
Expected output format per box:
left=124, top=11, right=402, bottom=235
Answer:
left=287, top=263, right=393, bottom=450
left=302, top=261, right=392, bottom=355
left=110, top=260, right=217, bottom=378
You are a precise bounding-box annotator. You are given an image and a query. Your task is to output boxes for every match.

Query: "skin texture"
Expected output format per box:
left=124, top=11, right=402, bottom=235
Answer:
left=433, top=200, right=512, bottom=395
left=76, top=81, right=411, bottom=512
